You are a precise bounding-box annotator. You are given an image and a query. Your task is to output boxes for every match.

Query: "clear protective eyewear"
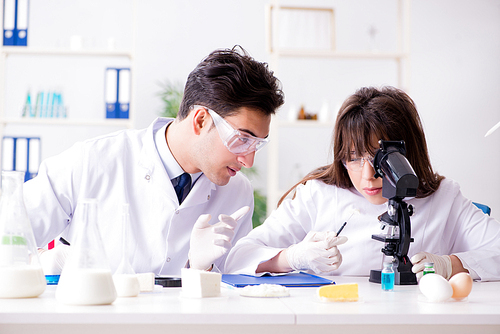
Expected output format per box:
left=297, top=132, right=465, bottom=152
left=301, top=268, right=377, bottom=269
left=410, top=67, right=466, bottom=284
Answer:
left=343, top=155, right=374, bottom=172
left=195, top=105, right=269, bottom=155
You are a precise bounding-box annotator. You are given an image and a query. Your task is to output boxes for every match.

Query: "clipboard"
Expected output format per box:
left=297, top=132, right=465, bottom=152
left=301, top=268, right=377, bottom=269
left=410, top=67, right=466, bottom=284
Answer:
left=221, top=272, right=334, bottom=288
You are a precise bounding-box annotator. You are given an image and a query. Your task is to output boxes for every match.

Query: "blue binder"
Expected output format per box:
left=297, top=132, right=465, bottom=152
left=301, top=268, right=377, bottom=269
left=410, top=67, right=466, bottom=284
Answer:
left=15, top=0, right=28, bottom=46
left=221, top=272, right=334, bottom=288
left=105, top=68, right=118, bottom=118
left=105, top=67, right=130, bottom=119
left=2, top=0, right=29, bottom=46
left=3, top=0, right=16, bottom=45
left=2, top=136, right=41, bottom=181
left=118, top=68, right=130, bottom=119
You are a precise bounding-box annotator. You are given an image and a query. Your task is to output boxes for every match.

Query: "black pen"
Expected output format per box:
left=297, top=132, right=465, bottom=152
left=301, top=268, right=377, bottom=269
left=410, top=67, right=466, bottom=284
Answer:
left=59, top=237, right=70, bottom=245
left=336, top=222, right=347, bottom=236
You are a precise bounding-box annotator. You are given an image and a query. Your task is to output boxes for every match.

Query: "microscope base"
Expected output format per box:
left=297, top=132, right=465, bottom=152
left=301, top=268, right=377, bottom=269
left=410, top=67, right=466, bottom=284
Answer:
left=369, top=269, right=417, bottom=285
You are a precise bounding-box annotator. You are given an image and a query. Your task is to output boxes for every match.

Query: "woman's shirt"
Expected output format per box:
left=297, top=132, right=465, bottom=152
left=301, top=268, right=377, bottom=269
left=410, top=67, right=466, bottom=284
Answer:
left=225, top=178, right=500, bottom=281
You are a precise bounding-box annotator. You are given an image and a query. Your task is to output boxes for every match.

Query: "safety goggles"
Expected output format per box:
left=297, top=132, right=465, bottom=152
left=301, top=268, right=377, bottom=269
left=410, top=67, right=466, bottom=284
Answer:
left=343, top=155, right=374, bottom=172
left=195, top=105, right=269, bottom=155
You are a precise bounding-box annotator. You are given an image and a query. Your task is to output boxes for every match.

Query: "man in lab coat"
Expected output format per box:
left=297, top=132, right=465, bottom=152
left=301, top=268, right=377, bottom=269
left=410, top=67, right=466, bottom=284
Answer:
left=25, top=46, right=284, bottom=276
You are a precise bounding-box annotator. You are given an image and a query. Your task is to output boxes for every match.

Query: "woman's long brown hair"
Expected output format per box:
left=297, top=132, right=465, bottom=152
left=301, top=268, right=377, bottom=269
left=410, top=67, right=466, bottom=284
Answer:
left=278, top=86, right=444, bottom=207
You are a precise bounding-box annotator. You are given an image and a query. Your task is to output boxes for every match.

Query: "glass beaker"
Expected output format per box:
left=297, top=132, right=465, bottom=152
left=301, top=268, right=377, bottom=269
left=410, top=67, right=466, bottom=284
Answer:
left=0, top=171, right=46, bottom=298
left=56, top=198, right=117, bottom=305
left=112, top=203, right=139, bottom=297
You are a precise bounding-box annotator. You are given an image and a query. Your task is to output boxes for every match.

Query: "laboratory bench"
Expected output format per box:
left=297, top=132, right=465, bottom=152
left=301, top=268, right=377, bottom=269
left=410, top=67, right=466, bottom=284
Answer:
left=0, top=276, right=499, bottom=334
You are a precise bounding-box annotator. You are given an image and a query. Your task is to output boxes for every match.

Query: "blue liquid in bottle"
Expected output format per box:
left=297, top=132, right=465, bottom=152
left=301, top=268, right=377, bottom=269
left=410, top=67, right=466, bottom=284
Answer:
left=381, top=262, right=395, bottom=291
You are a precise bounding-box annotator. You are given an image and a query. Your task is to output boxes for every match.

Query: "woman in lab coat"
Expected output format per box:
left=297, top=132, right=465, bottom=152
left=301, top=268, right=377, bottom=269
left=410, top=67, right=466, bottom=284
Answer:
left=225, top=86, right=500, bottom=281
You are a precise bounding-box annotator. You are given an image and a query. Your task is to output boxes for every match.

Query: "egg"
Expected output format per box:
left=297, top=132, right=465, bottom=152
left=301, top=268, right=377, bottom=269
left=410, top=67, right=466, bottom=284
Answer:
left=418, top=273, right=453, bottom=302
left=449, top=272, right=473, bottom=300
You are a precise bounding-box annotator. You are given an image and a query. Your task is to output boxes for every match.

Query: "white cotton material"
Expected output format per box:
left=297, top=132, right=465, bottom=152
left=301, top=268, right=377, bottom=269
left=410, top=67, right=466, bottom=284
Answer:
left=239, top=284, right=289, bottom=297
left=181, top=268, right=221, bottom=298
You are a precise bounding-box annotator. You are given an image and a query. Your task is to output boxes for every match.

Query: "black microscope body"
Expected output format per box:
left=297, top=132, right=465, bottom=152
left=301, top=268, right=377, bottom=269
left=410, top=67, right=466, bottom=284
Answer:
left=369, top=140, right=419, bottom=285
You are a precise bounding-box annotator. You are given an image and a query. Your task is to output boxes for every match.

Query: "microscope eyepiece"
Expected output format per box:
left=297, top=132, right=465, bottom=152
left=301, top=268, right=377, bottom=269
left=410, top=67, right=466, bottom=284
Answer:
left=373, top=140, right=418, bottom=200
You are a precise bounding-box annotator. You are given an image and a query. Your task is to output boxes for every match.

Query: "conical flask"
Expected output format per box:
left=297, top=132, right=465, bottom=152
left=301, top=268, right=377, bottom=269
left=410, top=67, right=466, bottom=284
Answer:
left=56, top=198, right=117, bottom=305
left=112, top=204, right=139, bottom=297
left=0, top=171, right=46, bottom=298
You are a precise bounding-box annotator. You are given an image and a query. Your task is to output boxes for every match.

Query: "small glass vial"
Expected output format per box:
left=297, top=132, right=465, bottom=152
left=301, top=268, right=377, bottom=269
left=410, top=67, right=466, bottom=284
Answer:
left=423, top=262, right=435, bottom=276
left=381, top=262, right=395, bottom=291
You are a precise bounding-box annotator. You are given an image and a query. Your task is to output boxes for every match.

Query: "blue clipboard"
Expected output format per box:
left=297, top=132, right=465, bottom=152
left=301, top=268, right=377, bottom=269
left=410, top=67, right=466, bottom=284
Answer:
left=221, top=272, right=334, bottom=288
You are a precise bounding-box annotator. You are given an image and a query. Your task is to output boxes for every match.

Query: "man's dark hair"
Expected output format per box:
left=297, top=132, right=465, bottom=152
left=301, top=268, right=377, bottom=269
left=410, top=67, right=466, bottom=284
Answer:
left=178, top=46, right=284, bottom=119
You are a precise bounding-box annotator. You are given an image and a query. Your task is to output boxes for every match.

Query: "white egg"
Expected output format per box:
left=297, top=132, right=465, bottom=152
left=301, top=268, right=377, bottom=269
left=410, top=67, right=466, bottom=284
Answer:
left=419, top=273, right=453, bottom=302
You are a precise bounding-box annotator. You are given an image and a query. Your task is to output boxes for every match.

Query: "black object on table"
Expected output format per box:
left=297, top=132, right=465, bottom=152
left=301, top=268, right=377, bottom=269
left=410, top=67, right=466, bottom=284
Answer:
left=155, top=277, right=182, bottom=287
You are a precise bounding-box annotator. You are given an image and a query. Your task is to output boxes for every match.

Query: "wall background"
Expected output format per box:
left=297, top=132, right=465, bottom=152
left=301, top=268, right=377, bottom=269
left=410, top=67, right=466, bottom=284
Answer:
left=3, top=0, right=500, bottom=218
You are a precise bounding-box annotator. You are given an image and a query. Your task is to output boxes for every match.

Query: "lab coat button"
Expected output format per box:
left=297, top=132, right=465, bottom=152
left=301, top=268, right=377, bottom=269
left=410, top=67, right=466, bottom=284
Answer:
left=166, top=257, right=171, bottom=262
left=207, top=195, right=210, bottom=200
left=145, top=174, right=151, bottom=181
left=175, top=210, right=179, bottom=214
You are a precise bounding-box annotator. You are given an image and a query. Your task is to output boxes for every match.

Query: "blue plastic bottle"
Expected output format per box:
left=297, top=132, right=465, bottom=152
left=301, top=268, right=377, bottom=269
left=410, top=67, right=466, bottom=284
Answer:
left=381, top=261, right=395, bottom=291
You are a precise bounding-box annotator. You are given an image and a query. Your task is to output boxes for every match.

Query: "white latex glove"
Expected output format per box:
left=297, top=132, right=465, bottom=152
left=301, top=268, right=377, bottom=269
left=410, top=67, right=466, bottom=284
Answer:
left=189, top=206, right=250, bottom=270
left=285, top=231, right=348, bottom=274
left=411, top=252, right=452, bottom=281
left=38, top=244, right=71, bottom=275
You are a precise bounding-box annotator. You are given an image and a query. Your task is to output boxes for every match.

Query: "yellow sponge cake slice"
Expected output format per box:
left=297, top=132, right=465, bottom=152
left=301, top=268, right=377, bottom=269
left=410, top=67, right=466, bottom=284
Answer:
left=317, top=283, right=359, bottom=302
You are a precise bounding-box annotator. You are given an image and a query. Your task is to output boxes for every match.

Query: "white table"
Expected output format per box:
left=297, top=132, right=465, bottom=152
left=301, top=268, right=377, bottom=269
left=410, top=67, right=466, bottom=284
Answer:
left=0, top=276, right=499, bottom=334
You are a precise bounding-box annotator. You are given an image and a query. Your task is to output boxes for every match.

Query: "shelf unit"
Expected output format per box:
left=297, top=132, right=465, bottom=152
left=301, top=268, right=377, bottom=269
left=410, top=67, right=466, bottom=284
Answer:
left=265, top=0, right=411, bottom=213
left=0, top=48, right=135, bottom=126
left=0, top=1, right=137, bottom=171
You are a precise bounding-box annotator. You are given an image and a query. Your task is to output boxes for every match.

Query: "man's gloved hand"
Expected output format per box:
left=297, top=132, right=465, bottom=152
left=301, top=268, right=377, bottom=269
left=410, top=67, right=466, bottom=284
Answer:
left=285, top=231, right=348, bottom=274
left=189, top=206, right=250, bottom=271
left=411, top=252, right=452, bottom=280
left=38, top=244, right=71, bottom=275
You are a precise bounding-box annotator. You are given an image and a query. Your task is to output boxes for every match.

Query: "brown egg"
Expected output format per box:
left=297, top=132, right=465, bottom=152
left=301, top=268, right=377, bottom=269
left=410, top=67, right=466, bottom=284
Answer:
left=449, top=272, right=473, bottom=300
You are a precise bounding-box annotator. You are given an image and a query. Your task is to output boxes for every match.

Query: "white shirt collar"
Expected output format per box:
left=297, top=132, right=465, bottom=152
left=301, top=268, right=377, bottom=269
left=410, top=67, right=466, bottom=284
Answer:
left=153, top=120, right=202, bottom=183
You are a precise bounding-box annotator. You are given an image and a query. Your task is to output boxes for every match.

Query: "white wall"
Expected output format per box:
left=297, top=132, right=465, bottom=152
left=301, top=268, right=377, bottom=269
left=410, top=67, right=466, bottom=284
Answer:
left=133, top=0, right=500, bottom=217
left=410, top=0, right=500, bottom=218
left=4, top=0, right=500, bottom=218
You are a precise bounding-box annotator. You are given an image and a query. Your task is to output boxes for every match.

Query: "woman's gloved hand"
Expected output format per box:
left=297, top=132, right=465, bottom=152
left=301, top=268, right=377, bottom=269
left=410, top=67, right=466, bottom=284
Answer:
left=285, top=231, right=348, bottom=274
left=411, top=252, right=452, bottom=280
left=189, top=206, right=250, bottom=271
left=38, top=244, right=71, bottom=275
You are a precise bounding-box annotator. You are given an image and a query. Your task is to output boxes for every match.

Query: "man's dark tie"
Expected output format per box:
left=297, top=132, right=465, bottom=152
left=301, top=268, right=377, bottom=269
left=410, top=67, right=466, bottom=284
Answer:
left=174, top=173, right=191, bottom=204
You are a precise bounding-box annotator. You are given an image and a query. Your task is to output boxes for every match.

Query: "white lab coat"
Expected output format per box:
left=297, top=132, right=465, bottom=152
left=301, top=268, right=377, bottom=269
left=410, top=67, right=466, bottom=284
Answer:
left=24, top=118, right=254, bottom=276
left=225, top=178, right=500, bottom=281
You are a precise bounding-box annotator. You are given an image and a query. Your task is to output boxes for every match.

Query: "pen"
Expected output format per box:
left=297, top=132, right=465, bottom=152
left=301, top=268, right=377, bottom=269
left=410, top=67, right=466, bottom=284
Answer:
left=336, top=222, right=347, bottom=236
left=59, top=237, right=70, bottom=245
left=336, top=209, right=359, bottom=236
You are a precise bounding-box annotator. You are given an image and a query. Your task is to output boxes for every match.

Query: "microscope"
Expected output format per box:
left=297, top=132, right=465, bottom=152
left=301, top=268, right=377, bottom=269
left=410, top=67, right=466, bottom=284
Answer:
left=369, top=140, right=419, bottom=285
